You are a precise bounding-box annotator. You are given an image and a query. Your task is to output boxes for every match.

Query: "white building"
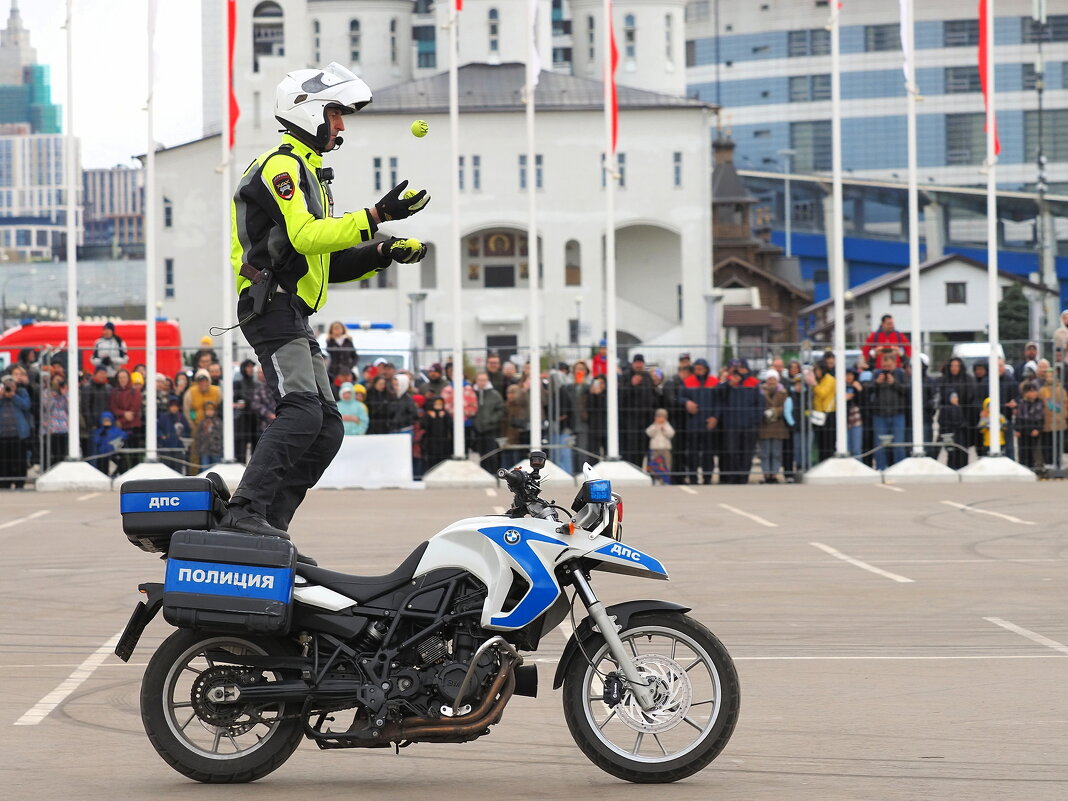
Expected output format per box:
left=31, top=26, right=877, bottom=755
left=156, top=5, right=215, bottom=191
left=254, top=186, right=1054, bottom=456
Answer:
left=800, top=253, right=1056, bottom=344
left=159, top=0, right=715, bottom=354
left=83, top=165, right=144, bottom=248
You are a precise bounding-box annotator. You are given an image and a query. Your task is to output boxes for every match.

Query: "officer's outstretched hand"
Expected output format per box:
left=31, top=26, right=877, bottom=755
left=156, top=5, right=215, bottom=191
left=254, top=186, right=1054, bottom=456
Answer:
left=383, top=236, right=428, bottom=264
left=376, top=180, right=430, bottom=221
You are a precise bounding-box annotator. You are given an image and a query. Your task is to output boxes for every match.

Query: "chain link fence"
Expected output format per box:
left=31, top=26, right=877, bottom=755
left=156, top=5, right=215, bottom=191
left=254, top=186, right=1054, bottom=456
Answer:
left=1, top=337, right=1066, bottom=487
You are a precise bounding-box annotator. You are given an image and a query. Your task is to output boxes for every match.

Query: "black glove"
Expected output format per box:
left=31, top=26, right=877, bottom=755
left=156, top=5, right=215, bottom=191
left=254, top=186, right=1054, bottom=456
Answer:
left=383, top=237, right=428, bottom=264
left=375, top=180, right=430, bottom=221
left=101, top=356, right=112, bottom=366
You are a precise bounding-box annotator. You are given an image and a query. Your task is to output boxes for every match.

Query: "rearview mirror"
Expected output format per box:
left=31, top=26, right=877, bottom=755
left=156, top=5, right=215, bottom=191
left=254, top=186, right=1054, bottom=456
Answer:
left=529, top=451, right=547, bottom=470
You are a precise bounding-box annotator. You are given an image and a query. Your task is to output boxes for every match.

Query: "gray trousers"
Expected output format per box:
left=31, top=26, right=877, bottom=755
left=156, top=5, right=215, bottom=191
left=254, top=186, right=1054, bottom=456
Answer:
left=232, top=292, right=343, bottom=530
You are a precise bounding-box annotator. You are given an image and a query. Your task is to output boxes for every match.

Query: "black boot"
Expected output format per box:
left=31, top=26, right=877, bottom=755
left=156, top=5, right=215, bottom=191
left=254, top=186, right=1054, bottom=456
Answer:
left=218, top=500, right=291, bottom=540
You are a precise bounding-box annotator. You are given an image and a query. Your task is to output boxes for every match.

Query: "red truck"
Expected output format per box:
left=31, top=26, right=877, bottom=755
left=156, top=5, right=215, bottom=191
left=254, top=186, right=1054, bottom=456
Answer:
left=0, top=319, right=184, bottom=377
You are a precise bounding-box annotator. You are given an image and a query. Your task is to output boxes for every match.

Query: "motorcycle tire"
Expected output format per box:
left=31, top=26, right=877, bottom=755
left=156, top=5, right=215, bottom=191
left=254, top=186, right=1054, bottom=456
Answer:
left=562, top=611, right=739, bottom=783
left=140, top=629, right=304, bottom=783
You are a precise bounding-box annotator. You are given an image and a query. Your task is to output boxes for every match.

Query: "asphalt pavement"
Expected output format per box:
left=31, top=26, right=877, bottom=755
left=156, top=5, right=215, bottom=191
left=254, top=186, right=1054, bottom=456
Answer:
left=1, top=479, right=1066, bottom=800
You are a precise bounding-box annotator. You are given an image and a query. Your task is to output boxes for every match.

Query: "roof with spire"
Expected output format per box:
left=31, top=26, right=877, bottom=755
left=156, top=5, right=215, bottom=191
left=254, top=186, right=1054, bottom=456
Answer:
left=362, top=62, right=717, bottom=114
left=711, top=135, right=755, bottom=205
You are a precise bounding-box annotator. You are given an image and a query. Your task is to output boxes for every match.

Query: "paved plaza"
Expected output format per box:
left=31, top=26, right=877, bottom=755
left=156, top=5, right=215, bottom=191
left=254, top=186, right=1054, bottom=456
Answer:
left=1, top=480, right=1066, bottom=800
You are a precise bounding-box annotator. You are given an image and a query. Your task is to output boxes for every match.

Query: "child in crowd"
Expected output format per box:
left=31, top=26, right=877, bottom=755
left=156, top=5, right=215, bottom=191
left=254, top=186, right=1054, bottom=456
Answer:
left=645, top=408, right=675, bottom=484
left=193, top=401, right=223, bottom=469
left=1015, top=381, right=1044, bottom=471
left=90, top=410, right=126, bottom=475
left=156, top=395, right=189, bottom=468
left=977, top=397, right=1006, bottom=458
left=938, top=391, right=968, bottom=469
left=337, top=382, right=369, bottom=436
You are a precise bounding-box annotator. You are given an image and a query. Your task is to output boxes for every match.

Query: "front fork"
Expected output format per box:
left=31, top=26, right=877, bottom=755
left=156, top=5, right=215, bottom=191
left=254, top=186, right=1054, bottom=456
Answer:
left=569, top=570, right=657, bottom=711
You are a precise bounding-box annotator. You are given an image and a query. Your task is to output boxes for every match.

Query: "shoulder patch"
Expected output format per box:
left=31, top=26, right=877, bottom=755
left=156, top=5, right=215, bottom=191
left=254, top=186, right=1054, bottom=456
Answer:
left=272, top=172, right=295, bottom=200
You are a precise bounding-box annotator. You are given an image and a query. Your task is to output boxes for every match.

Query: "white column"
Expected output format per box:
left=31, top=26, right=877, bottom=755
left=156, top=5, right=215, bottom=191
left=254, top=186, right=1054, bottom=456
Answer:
left=63, top=0, right=81, bottom=459
left=830, top=3, right=847, bottom=456
left=603, top=0, right=620, bottom=460
left=904, top=0, right=923, bottom=457
left=220, top=0, right=235, bottom=463
left=984, top=0, right=1001, bottom=455
left=144, top=0, right=158, bottom=461
left=526, top=13, right=543, bottom=454
left=448, top=7, right=465, bottom=459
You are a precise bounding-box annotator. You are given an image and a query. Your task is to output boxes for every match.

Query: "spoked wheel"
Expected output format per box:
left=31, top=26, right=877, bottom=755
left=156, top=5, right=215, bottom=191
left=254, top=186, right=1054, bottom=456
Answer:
left=140, top=629, right=304, bottom=783
left=562, top=612, right=740, bottom=783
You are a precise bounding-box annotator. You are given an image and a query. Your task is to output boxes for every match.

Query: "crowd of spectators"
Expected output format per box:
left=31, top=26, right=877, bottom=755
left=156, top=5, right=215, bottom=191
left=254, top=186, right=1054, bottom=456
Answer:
left=2, top=315, right=1068, bottom=487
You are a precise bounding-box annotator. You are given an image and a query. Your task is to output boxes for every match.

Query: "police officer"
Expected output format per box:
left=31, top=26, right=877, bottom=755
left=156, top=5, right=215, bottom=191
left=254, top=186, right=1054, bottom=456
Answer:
left=221, top=62, right=429, bottom=541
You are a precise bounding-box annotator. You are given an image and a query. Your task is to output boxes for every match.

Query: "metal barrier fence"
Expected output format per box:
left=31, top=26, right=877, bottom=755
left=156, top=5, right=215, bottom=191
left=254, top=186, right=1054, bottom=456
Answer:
left=1, top=338, right=1065, bottom=486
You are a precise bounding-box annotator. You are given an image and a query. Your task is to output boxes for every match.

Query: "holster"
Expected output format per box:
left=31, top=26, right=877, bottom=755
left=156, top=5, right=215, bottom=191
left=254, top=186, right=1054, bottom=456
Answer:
left=240, top=263, right=277, bottom=316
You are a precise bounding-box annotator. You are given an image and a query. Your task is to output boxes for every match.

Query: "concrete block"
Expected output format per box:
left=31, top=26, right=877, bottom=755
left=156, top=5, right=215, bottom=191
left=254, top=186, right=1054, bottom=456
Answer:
left=583, top=458, right=653, bottom=487
left=197, top=462, right=247, bottom=494
left=803, top=456, right=882, bottom=485
left=422, top=458, right=497, bottom=488
left=35, top=461, right=113, bottom=492
left=882, top=456, right=960, bottom=484
left=958, top=456, right=1038, bottom=483
left=113, top=461, right=186, bottom=489
left=507, top=457, right=577, bottom=487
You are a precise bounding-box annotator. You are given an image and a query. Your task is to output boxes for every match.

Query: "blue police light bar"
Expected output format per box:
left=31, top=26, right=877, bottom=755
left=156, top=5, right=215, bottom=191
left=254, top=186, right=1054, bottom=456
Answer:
left=346, top=322, right=394, bottom=330
left=586, top=479, right=612, bottom=503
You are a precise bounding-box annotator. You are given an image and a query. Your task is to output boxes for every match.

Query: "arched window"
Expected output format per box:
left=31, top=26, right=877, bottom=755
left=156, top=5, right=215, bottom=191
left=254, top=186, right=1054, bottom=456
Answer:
left=665, top=13, right=674, bottom=63
left=587, top=15, right=596, bottom=61
left=350, top=19, right=361, bottom=65
left=488, top=8, right=500, bottom=53
left=252, top=1, right=284, bottom=73
left=312, top=19, right=320, bottom=64
left=390, top=18, right=398, bottom=65
left=565, top=240, right=581, bottom=286
left=624, top=14, right=636, bottom=60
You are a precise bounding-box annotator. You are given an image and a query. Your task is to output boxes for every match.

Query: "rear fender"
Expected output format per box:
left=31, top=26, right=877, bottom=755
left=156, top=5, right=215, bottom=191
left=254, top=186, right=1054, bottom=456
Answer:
left=114, top=582, right=164, bottom=662
left=552, top=599, right=691, bottom=689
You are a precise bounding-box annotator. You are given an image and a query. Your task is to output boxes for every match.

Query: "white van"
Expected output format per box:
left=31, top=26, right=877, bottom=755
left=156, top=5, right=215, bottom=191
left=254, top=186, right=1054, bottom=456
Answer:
left=950, top=342, right=1005, bottom=374
left=317, top=322, right=414, bottom=379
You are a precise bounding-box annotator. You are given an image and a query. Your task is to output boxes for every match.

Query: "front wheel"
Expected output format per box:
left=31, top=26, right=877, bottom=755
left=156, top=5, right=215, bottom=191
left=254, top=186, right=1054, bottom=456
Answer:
left=562, top=611, right=740, bottom=783
left=140, top=629, right=304, bottom=783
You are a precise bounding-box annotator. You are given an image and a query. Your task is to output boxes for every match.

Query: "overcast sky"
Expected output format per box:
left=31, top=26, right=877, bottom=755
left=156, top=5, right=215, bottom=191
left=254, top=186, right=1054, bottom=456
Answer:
left=18, top=0, right=205, bottom=168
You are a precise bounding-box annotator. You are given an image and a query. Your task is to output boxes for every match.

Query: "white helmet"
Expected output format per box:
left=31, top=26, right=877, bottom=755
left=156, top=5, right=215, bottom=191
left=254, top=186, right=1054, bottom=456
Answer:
left=274, top=62, right=372, bottom=152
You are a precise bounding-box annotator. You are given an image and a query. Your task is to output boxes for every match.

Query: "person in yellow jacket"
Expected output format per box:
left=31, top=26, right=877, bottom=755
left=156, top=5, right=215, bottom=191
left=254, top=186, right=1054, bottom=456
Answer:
left=221, top=62, right=430, bottom=542
left=810, top=361, right=837, bottom=461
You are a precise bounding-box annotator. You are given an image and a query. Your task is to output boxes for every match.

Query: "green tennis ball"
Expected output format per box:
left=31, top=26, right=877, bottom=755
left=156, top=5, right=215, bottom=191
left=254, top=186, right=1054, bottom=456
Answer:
left=403, top=189, right=429, bottom=211
left=410, top=119, right=429, bottom=138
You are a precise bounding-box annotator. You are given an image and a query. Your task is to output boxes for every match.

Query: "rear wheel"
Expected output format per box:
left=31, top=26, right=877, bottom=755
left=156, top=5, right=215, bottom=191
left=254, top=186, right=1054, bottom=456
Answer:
left=562, top=612, right=740, bottom=783
left=140, top=629, right=304, bottom=783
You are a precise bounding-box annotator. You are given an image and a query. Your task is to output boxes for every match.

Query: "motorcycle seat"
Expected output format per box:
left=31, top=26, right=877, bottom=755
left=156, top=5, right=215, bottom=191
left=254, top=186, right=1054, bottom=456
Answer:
left=296, top=541, right=429, bottom=604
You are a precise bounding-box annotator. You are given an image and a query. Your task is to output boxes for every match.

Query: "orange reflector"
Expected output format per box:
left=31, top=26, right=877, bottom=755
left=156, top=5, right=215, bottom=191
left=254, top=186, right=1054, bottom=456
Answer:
left=566, top=522, right=575, bottom=535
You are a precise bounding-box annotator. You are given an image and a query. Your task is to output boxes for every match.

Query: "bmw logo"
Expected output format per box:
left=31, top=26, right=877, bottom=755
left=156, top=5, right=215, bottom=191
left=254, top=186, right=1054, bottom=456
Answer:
left=503, top=529, right=521, bottom=545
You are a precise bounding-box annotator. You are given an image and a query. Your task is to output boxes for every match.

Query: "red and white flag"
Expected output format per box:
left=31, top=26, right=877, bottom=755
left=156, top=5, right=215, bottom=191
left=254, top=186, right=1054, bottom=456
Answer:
left=227, top=0, right=240, bottom=148
left=607, top=1, right=619, bottom=153
left=455, top=0, right=463, bottom=9
left=977, top=0, right=1000, bottom=154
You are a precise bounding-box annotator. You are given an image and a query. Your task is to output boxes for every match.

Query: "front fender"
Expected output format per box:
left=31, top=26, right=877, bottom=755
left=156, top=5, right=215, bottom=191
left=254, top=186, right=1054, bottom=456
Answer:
left=552, top=600, right=691, bottom=690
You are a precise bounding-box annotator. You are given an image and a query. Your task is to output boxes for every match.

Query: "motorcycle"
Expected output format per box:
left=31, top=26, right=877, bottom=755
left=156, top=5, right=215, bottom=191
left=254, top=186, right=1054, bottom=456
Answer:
left=115, top=452, right=739, bottom=784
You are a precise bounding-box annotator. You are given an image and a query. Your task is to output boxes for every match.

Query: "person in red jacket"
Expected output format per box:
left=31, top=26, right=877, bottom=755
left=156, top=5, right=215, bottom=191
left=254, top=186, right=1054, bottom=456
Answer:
left=110, top=368, right=143, bottom=469
left=862, top=314, right=911, bottom=368
left=591, top=339, right=608, bottom=378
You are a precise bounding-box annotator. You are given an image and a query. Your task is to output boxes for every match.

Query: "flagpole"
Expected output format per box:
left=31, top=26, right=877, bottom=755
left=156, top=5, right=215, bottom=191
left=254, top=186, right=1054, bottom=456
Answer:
left=448, top=3, right=465, bottom=460
left=145, top=0, right=158, bottom=461
left=830, top=1, right=847, bottom=457
left=983, top=0, right=1001, bottom=455
left=220, top=0, right=235, bottom=464
left=603, top=0, right=620, bottom=461
left=904, top=0, right=923, bottom=457
left=525, top=1, right=542, bottom=455
left=64, top=0, right=80, bottom=459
